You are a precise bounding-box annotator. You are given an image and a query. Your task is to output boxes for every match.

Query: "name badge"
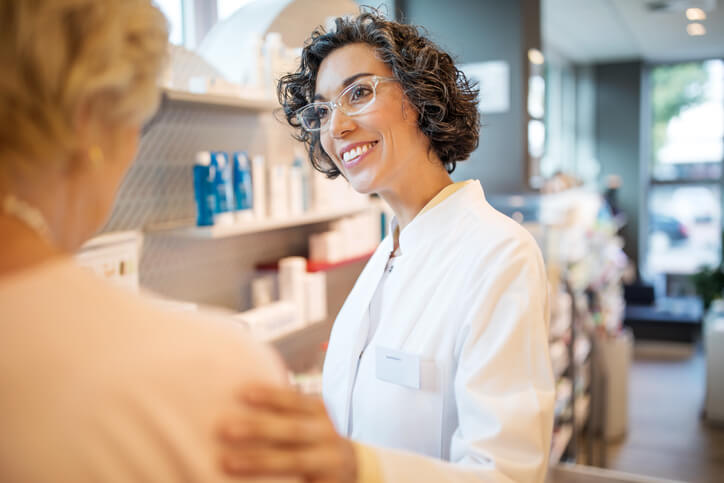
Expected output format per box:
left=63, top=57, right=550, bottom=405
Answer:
left=375, top=346, right=421, bottom=389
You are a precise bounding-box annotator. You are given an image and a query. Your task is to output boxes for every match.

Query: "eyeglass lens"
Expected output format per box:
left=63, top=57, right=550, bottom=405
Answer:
left=301, top=79, right=377, bottom=131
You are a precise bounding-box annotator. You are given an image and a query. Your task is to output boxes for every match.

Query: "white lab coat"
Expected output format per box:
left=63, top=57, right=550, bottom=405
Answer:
left=322, top=180, right=555, bottom=483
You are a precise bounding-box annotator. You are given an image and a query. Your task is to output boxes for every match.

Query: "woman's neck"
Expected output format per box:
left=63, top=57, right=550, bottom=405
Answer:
left=378, top=163, right=453, bottom=232
left=0, top=215, right=63, bottom=276
left=0, top=168, right=83, bottom=276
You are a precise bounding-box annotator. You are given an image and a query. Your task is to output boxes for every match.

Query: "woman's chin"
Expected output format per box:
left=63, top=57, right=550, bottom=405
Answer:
left=347, top=177, right=378, bottom=195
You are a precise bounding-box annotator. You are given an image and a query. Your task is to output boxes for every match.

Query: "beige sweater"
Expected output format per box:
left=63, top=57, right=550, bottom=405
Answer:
left=0, top=258, right=294, bottom=482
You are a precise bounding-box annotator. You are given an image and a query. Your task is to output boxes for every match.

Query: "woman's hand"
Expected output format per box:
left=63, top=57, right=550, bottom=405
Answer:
left=218, top=384, right=358, bottom=483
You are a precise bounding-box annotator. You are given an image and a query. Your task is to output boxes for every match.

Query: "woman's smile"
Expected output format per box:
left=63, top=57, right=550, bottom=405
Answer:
left=339, top=140, right=379, bottom=168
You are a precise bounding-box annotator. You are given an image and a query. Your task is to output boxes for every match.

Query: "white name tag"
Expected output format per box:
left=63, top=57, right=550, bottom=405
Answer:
left=375, top=346, right=421, bottom=389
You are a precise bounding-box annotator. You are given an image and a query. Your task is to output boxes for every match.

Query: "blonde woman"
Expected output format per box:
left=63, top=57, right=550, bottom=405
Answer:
left=0, top=1, right=294, bottom=481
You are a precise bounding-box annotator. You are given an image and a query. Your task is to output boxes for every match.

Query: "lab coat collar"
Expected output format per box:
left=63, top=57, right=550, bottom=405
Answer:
left=388, top=180, right=484, bottom=256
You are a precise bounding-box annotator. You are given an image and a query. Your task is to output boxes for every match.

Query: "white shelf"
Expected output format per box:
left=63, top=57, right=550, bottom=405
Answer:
left=148, top=204, right=375, bottom=239
left=550, top=423, right=573, bottom=465
left=162, top=87, right=278, bottom=111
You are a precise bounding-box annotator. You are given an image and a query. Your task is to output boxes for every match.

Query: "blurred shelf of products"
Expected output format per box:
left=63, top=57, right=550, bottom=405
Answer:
left=490, top=186, right=633, bottom=466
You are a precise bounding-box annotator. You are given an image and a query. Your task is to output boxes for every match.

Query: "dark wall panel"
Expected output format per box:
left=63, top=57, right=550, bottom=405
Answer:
left=595, top=61, right=643, bottom=269
left=400, top=0, right=528, bottom=194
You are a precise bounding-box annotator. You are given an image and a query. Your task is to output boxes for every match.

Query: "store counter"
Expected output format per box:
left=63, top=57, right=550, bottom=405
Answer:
left=548, top=464, right=684, bottom=483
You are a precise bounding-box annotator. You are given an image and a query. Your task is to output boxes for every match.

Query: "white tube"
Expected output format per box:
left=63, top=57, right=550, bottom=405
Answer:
left=279, top=256, right=307, bottom=325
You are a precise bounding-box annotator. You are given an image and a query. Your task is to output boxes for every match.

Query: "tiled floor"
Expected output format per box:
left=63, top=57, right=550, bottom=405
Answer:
left=603, top=342, right=724, bottom=483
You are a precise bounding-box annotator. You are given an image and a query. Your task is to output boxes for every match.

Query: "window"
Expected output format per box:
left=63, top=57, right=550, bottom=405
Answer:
left=651, top=61, right=723, bottom=181
left=645, top=60, right=724, bottom=279
left=647, top=183, right=720, bottom=275
left=154, top=0, right=184, bottom=45
left=217, top=0, right=256, bottom=22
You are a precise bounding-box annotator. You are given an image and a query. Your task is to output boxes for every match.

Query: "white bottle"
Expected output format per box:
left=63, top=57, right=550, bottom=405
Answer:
left=264, top=32, right=284, bottom=98
left=251, top=274, right=276, bottom=308
left=233, top=301, right=301, bottom=341
left=288, top=161, right=304, bottom=216
left=251, top=33, right=266, bottom=96
left=268, top=163, right=289, bottom=219
left=279, top=256, right=307, bottom=325
left=304, top=271, right=327, bottom=324
left=251, top=155, right=267, bottom=220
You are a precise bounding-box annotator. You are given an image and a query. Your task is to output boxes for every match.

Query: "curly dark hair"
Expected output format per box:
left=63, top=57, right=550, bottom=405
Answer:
left=277, top=11, right=480, bottom=178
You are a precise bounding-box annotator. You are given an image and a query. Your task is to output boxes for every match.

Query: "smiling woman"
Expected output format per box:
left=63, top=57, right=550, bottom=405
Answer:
left=278, top=12, right=480, bottom=179
left=219, top=9, right=555, bottom=483
left=311, top=42, right=443, bottom=201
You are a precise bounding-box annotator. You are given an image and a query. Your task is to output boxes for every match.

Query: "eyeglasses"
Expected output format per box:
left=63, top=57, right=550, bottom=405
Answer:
left=296, top=75, right=397, bottom=132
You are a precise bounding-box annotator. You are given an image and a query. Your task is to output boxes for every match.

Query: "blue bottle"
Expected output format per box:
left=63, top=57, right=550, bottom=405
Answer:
left=193, top=151, right=214, bottom=226
left=232, top=151, right=254, bottom=212
left=211, top=151, right=234, bottom=223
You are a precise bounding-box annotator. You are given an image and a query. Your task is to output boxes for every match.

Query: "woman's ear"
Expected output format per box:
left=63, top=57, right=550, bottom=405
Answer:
left=68, top=99, right=101, bottom=173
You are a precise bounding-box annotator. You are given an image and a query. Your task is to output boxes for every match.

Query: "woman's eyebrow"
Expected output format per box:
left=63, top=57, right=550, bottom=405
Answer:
left=312, top=72, right=374, bottom=101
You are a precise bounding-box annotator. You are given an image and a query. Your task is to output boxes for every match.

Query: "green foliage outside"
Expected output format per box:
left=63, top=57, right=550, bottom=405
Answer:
left=692, top=263, right=724, bottom=309
left=651, top=62, right=708, bottom=165
left=693, top=231, right=724, bottom=309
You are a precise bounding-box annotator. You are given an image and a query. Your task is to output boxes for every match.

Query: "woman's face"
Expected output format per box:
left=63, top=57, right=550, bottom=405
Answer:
left=315, top=43, right=425, bottom=195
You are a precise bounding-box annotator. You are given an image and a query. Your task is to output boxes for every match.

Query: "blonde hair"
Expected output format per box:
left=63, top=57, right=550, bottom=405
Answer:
left=0, top=0, right=168, bottom=174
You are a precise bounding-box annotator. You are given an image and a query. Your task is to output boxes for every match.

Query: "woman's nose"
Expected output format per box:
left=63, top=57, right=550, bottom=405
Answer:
left=328, top=107, right=355, bottom=138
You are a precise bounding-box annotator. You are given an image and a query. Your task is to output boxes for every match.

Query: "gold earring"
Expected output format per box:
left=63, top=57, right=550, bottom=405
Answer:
left=88, top=146, right=104, bottom=167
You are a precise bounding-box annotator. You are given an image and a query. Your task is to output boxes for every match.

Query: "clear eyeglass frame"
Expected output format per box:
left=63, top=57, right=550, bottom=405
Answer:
left=295, top=75, right=397, bottom=133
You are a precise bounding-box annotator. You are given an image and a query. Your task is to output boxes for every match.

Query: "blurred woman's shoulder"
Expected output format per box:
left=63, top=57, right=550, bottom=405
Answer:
left=0, top=257, right=289, bottom=482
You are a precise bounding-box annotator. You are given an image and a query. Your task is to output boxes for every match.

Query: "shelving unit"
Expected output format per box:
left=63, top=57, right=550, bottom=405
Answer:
left=491, top=189, right=628, bottom=468
left=161, top=87, right=278, bottom=111
left=94, top=13, right=379, bottom=410
left=103, top=50, right=379, bottom=351
left=147, top=204, right=376, bottom=239
left=553, top=191, right=628, bottom=467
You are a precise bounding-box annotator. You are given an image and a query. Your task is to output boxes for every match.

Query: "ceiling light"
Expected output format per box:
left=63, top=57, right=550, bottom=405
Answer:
left=686, top=22, right=707, bottom=35
left=686, top=7, right=707, bottom=20
left=528, top=48, right=544, bottom=65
